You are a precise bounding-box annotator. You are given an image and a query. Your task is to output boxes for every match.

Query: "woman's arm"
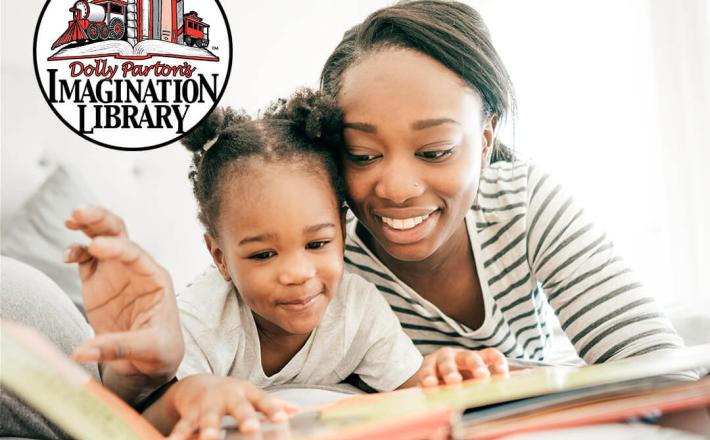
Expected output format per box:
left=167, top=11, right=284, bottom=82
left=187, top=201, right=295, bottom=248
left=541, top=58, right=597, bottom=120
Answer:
left=64, top=205, right=185, bottom=406
left=525, top=166, right=685, bottom=363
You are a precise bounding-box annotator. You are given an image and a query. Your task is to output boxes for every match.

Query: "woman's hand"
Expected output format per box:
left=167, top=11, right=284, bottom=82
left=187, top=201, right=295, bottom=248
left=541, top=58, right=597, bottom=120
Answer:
left=417, top=347, right=508, bottom=387
left=164, top=375, right=299, bottom=440
left=64, top=205, right=184, bottom=404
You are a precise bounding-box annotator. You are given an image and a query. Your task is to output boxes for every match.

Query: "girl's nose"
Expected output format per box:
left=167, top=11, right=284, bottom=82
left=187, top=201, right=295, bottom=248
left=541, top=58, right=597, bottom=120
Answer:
left=278, top=254, right=316, bottom=286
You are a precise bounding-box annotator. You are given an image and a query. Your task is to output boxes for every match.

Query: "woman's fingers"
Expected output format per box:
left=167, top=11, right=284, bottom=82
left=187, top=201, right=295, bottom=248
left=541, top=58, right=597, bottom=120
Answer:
left=418, top=347, right=509, bottom=387
left=434, top=347, right=464, bottom=384
left=66, top=205, right=129, bottom=238
left=63, top=244, right=97, bottom=282
left=455, top=350, right=490, bottom=380
left=86, top=236, right=161, bottom=277
left=479, top=347, right=509, bottom=375
left=417, top=352, right=440, bottom=387
left=72, top=329, right=161, bottom=364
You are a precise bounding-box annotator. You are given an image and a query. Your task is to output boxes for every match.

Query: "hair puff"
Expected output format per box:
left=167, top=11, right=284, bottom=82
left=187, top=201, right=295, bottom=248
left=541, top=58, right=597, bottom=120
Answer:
left=182, top=107, right=252, bottom=152
left=264, top=88, right=344, bottom=147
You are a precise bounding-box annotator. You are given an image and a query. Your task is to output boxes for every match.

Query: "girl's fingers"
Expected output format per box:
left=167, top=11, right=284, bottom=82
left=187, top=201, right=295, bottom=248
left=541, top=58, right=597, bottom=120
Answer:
left=248, top=391, right=292, bottom=422
left=198, top=411, right=222, bottom=440
left=169, top=411, right=199, bottom=440
left=227, top=397, right=260, bottom=433
left=68, top=205, right=129, bottom=238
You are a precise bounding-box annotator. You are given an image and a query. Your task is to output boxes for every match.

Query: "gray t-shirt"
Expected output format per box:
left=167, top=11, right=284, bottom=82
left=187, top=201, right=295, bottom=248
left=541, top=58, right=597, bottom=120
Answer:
left=176, top=268, right=422, bottom=392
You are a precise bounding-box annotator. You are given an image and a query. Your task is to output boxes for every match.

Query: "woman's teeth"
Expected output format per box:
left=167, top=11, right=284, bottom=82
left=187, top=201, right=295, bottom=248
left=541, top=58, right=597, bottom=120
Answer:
left=381, top=213, right=430, bottom=230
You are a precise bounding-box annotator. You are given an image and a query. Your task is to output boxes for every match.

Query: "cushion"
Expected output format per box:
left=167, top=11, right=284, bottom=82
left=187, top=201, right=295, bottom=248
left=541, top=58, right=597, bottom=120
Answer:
left=1, top=165, right=100, bottom=311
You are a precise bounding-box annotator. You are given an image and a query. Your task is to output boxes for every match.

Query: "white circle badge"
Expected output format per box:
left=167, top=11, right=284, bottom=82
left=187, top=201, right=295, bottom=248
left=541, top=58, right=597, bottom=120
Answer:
left=34, top=0, right=232, bottom=150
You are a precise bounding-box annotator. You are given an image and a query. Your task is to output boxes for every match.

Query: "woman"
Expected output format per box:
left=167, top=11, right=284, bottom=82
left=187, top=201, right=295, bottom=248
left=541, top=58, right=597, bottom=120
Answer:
left=320, top=0, right=683, bottom=364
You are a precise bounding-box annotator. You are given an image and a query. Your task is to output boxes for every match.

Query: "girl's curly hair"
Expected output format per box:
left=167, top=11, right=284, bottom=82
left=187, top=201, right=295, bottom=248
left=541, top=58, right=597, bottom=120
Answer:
left=182, top=88, right=345, bottom=237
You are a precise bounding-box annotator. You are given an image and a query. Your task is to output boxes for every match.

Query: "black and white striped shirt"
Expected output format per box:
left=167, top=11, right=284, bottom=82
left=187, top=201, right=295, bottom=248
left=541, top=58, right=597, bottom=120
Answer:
left=344, top=160, right=684, bottom=364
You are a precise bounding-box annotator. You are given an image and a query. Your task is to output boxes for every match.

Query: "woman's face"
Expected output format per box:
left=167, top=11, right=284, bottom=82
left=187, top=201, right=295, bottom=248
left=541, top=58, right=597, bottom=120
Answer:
left=338, top=48, right=495, bottom=262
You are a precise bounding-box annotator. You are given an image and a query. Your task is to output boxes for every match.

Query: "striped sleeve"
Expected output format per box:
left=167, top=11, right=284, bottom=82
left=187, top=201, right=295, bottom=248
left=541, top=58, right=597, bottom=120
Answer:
left=525, top=165, right=685, bottom=363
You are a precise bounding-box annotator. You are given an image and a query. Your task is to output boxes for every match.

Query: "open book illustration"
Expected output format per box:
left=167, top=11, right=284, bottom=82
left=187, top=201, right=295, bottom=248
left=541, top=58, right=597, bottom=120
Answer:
left=49, top=39, right=218, bottom=61
left=2, top=319, right=709, bottom=440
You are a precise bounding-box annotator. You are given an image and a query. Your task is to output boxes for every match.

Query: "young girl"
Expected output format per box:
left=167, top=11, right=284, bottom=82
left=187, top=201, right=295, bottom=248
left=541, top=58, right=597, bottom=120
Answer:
left=65, top=89, right=508, bottom=440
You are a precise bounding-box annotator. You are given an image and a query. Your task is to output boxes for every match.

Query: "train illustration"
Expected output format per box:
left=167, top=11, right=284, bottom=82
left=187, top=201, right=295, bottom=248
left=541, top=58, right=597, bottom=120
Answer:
left=52, top=0, right=209, bottom=50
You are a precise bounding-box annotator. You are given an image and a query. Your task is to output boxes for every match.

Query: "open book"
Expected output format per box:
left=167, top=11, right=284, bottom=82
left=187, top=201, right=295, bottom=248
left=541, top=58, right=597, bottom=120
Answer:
left=2, top=319, right=709, bottom=440
left=221, top=346, right=710, bottom=439
left=48, top=39, right=218, bottom=61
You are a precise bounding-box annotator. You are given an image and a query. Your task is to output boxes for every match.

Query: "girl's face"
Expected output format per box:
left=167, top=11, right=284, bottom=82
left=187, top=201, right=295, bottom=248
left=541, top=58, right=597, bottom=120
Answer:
left=338, top=48, right=496, bottom=262
left=207, top=160, right=344, bottom=336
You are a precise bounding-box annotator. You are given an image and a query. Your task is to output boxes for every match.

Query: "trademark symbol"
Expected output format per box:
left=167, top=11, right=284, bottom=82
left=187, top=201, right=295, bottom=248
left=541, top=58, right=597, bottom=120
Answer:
left=212, top=46, right=219, bottom=50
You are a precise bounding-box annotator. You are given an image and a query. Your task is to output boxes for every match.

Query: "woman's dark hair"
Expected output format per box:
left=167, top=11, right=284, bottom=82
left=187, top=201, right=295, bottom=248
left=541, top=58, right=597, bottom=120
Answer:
left=320, top=0, right=515, bottom=162
left=183, top=88, right=345, bottom=237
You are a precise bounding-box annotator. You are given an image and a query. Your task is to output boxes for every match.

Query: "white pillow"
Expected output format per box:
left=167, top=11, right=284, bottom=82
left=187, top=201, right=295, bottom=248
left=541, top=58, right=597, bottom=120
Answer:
left=1, top=165, right=99, bottom=311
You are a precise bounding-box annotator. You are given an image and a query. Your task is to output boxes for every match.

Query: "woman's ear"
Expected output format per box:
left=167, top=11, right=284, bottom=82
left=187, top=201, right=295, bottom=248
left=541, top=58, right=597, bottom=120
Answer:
left=204, top=233, right=231, bottom=282
left=482, top=114, right=499, bottom=165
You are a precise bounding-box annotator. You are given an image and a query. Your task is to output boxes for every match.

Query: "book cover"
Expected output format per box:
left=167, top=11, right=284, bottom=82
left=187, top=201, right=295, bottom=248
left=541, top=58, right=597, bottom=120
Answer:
left=0, top=320, right=164, bottom=440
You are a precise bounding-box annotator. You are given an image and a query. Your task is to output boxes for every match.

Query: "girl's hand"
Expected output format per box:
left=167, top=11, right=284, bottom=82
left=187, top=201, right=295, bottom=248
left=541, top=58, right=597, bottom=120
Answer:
left=417, top=347, right=508, bottom=387
left=167, top=375, right=299, bottom=440
left=64, top=205, right=184, bottom=403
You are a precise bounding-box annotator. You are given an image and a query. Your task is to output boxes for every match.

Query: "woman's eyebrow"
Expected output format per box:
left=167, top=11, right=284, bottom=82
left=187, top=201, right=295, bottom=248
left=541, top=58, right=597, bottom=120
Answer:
left=412, top=118, right=460, bottom=130
left=344, top=118, right=459, bottom=133
left=344, top=122, right=377, bottom=133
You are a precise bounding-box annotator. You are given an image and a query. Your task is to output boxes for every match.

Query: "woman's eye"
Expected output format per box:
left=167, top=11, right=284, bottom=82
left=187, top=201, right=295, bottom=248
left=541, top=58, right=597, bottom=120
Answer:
left=249, top=251, right=276, bottom=260
left=306, top=240, right=331, bottom=250
left=346, top=152, right=380, bottom=164
left=417, top=147, right=455, bottom=161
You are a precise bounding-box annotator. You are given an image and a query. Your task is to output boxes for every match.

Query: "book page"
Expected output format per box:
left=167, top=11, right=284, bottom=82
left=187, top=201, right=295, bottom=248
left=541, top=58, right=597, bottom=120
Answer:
left=133, top=40, right=218, bottom=61
left=49, top=40, right=134, bottom=60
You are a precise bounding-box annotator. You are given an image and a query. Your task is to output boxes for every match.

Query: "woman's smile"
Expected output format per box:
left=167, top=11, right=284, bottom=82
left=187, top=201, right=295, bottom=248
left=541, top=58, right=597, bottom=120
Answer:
left=374, top=208, right=442, bottom=245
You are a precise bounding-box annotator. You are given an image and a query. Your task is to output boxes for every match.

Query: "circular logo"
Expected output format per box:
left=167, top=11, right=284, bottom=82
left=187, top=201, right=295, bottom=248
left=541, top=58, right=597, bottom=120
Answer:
left=34, top=0, right=232, bottom=151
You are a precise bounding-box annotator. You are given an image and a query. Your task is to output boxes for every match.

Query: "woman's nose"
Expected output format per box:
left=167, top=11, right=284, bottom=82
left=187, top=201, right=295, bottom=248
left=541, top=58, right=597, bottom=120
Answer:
left=278, top=254, right=316, bottom=286
left=374, top=160, right=425, bottom=204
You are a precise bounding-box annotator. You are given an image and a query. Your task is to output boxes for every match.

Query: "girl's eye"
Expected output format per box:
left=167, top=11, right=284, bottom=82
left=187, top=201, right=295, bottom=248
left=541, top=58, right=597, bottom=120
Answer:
left=346, top=152, right=380, bottom=164
left=249, top=251, right=276, bottom=260
left=416, top=147, right=455, bottom=162
left=306, top=240, right=331, bottom=250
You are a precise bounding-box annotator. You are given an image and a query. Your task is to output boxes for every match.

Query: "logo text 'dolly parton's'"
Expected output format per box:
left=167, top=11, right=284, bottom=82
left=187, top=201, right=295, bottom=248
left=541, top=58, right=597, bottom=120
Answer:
left=35, top=0, right=232, bottom=150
